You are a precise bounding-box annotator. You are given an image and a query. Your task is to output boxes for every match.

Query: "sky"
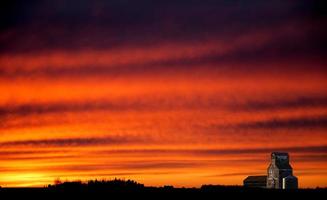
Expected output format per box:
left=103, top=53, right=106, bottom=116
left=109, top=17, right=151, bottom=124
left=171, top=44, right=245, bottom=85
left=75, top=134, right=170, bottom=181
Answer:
left=0, top=0, right=326, bottom=188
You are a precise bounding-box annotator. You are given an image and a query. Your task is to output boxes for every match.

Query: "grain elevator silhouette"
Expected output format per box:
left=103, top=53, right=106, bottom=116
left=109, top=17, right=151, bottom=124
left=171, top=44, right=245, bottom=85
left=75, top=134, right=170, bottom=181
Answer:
left=244, top=152, right=298, bottom=189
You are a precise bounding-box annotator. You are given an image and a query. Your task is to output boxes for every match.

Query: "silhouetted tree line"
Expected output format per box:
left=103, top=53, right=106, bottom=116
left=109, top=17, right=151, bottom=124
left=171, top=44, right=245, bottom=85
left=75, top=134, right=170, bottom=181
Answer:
left=1, top=179, right=327, bottom=199
left=48, top=178, right=144, bottom=191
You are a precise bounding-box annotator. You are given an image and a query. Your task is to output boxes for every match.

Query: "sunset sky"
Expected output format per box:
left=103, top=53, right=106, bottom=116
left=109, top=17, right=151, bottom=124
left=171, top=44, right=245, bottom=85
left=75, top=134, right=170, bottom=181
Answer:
left=0, top=0, right=326, bottom=188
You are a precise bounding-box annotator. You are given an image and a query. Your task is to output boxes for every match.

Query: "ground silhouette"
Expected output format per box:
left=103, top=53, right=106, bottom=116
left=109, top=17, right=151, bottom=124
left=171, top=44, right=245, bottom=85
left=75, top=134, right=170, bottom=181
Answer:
left=0, top=179, right=326, bottom=199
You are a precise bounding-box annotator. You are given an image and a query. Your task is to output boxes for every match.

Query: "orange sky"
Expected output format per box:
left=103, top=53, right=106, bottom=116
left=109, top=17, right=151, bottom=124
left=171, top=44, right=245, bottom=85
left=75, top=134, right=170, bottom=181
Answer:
left=0, top=1, right=326, bottom=188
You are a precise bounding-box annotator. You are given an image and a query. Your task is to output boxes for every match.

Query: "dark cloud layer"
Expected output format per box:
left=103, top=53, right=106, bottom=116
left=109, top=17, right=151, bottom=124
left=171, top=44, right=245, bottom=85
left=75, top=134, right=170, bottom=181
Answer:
left=1, top=44, right=325, bottom=79
left=197, top=145, right=327, bottom=155
left=3, top=136, right=325, bottom=153
left=235, top=116, right=327, bottom=130
left=1, top=95, right=327, bottom=134
left=236, top=96, right=327, bottom=111
left=0, top=136, right=138, bottom=147
left=1, top=95, right=327, bottom=118
left=140, top=145, right=327, bottom=155
left=0, top=101, right=119, bottom=117
left=1, top=0, right=326, bottom=56
left=1, top=0, right=326, bottom=88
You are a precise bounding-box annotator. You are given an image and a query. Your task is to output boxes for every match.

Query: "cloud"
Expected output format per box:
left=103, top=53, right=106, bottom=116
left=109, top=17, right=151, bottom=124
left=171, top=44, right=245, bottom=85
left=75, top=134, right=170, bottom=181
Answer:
left=234, top=116, right=327, bottom=130
left=234, top=96, right=327, bottom=111
left=195, top=145, right=327, bottom=155
left=292, top=154, right=327, bottom=162
left=1, top=94, right=327, bottom=134
left=0, top=98, right=188, bottom=119
left=1, top=0, right=324, bottom=53
left=0, top=155, right=77, bottom=161
left=0, top=101, right=117, bottom=117
left=0, top=21, right=325, bottom=80
left=1, top=1, right=326, bottom=82
left=0, top=136, right=140, bottom=147
left=0, top=150, right=62, bottom=156
left=1, top=94, right=327, bottom=118
left=97, top=145, right=327, bottom=156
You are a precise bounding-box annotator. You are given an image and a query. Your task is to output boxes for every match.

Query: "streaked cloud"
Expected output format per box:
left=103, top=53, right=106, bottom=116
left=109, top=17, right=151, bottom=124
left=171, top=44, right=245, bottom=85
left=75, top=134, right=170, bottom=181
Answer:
left=233, top=116, right=327, bottom=130
left=0, top=136, right=139, bottom=147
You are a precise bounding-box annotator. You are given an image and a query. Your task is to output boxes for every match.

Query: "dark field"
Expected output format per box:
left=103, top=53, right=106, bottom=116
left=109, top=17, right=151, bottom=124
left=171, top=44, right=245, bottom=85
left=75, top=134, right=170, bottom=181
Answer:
left=1, top=182, right=326, bottom=199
